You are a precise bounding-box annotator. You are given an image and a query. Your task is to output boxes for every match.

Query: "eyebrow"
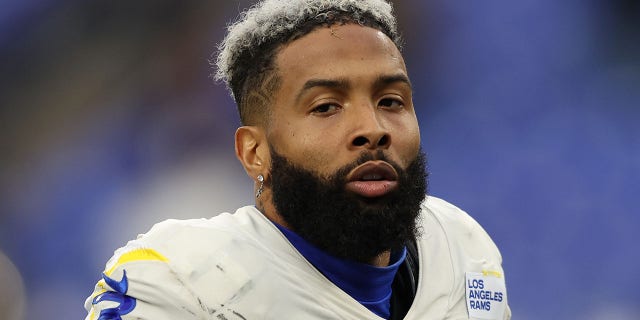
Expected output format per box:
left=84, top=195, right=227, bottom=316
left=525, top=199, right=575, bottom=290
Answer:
left=295, top=78, right=350, bottom=103
left=294, top=73, right=412, bottom=103
left=373, top=74, right=412, bottom=91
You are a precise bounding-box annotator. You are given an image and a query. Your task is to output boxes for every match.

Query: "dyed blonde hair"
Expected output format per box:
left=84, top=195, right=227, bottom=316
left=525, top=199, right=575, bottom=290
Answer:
left=213, top=0, right=402, bottom=125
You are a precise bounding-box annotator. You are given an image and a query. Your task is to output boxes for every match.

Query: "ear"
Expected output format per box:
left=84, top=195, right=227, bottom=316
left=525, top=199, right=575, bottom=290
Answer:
left=235, top=126, right=270, bottom=181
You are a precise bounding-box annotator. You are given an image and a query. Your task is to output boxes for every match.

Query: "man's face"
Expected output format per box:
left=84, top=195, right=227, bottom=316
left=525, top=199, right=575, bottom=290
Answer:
left=266, top=23, right=421, bottom=181
left=259, top=24, right=425, bottom=263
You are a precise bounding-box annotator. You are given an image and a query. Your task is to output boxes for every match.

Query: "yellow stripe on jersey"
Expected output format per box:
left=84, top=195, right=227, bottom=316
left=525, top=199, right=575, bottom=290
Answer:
left=88, top=248, right=168, bottom=319
left=105, top=248, right=169, bottom=276
left=482, top=270, right=503, bottom=278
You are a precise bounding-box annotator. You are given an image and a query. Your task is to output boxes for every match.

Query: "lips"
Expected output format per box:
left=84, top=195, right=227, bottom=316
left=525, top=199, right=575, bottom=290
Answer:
left=345, top=161, right=399, bottom=198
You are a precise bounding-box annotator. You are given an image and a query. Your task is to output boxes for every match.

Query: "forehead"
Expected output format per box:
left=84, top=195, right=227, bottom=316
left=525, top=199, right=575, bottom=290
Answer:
left=274, top=24, right=407, bottom=91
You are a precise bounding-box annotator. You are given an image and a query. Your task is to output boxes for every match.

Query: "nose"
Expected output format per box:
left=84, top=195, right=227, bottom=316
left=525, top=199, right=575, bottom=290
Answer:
left=350, top=108, right=391, bottom=150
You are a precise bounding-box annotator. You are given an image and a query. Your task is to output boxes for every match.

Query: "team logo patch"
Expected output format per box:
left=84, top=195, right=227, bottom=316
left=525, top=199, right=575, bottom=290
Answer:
left=92, top=270, right=136, bottom=320
left=465, top=271, right=507, bottom=319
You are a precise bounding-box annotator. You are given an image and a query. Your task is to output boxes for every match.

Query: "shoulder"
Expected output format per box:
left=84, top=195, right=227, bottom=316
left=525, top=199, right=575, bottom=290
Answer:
left=101, top=206, right=268, bottom=292
left=86, top=206, right=277, bottom=319
left=420, top=195, right=479, bottom=229
left=140, top=206, right=257, bottom=241
left=408, top=196, right=509, bottom=319
left=111, top=206, right=266, bottom=271
left=419, top=195, right=502, bottom=263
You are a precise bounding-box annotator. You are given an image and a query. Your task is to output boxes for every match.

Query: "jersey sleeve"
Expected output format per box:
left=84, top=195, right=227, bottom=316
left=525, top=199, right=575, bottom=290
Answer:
left=84, top=244, right=205, bottom=320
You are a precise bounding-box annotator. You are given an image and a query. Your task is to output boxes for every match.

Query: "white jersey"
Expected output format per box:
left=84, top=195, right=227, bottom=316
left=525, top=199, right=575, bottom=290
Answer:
left=85, top=196, right=511, bottom=319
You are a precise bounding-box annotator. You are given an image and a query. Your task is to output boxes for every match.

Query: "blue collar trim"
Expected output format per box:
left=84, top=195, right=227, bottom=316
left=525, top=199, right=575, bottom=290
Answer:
left=274, top=222, right=405, bottom=319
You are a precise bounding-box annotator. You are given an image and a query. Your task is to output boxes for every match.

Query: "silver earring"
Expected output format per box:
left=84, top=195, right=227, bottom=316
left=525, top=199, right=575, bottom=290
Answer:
left=256, top=174, right=264, bottom=198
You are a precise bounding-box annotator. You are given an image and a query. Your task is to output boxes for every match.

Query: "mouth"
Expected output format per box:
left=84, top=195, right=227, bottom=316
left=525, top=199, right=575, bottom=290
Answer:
left=345, top=161, right=399, bottom=198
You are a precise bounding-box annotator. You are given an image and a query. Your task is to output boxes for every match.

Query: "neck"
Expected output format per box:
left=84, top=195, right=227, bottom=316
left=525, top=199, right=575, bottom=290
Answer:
left=370, top=250, right=392, bottom=267
left=256, top=191, right=292, bottom=228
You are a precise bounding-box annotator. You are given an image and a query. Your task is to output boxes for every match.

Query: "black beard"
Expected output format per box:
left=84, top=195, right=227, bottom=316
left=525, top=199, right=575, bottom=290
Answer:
left=268, top=148, right=428, bottom=264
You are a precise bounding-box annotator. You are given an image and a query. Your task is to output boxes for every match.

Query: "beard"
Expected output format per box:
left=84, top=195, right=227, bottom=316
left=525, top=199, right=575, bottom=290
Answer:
left=268, top=148, right=428, bottom=264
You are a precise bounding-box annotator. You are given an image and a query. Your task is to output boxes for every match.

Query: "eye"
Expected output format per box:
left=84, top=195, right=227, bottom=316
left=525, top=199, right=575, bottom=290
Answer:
left=311, top=103, right=340, bottom=115
left=379, top=97, right=404, bottom=110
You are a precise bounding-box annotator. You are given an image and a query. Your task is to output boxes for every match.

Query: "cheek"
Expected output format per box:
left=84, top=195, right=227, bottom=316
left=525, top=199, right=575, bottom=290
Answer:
left=297, top=131, right=341, bottom=169
left=391, top=118, right=421, bottom=163
left=269, top=122, right=338, bottom=169
left=406, top=125, right=421, bottom=148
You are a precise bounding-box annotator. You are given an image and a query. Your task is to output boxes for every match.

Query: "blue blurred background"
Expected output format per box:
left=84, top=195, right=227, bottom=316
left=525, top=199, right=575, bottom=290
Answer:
left=0, top=0, right=638, bottom=319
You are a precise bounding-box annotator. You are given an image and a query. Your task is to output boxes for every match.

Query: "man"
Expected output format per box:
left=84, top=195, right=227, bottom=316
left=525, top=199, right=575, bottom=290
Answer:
left=85, top=0, right=511, bottom=319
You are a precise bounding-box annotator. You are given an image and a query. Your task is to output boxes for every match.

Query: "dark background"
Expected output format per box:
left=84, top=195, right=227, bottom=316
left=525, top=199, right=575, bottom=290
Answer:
left=1, top=0, right=638, bottom=319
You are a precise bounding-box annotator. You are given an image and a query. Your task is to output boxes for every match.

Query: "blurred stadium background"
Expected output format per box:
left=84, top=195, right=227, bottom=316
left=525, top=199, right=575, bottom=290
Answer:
left=0, top=0, right=638, bottom=319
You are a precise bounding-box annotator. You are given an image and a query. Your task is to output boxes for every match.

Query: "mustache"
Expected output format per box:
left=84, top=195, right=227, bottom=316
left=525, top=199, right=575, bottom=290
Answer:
left=332, top=150, right=404, bottom=183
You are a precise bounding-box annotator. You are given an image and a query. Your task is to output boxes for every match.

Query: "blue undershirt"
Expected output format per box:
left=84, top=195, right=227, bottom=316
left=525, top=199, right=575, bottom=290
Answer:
left=274, top=223, right=406, bottom=319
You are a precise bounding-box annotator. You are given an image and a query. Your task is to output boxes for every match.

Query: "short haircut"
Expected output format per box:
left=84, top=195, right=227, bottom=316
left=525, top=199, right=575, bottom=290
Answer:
left=213, top=0, right=402, bottom=126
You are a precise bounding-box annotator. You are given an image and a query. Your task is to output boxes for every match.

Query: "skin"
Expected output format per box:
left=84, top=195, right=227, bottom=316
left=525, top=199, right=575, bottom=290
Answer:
left=235, top=23, right=421, bottom=266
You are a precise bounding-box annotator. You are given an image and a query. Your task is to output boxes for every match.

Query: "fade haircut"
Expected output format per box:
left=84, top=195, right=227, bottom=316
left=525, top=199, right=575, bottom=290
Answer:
left=213, top=0, right=402, bottom=126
